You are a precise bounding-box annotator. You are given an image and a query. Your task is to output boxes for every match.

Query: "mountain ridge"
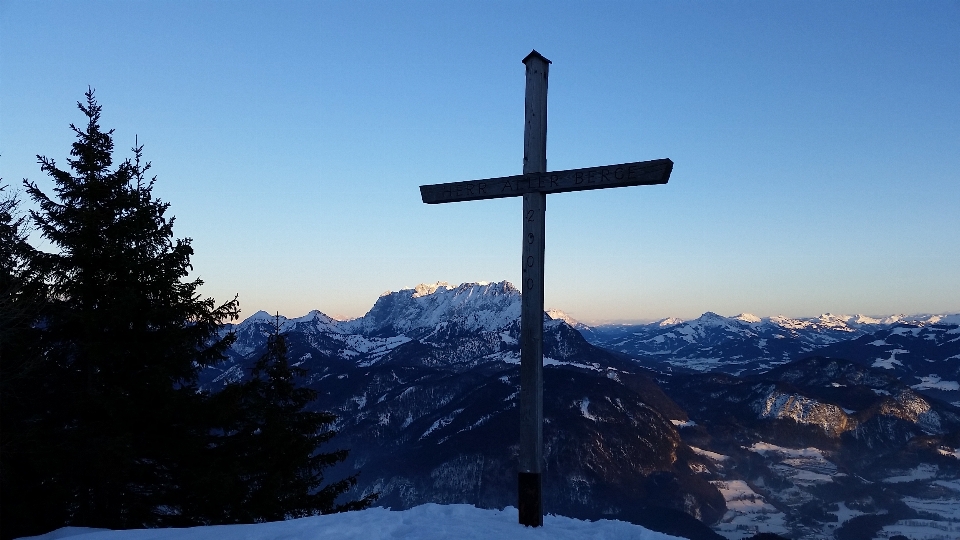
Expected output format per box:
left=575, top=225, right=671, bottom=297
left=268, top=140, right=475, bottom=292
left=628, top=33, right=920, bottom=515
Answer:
left=201, top=280, right=960, bottom=540
left=233, top=280, right=958, bottom=340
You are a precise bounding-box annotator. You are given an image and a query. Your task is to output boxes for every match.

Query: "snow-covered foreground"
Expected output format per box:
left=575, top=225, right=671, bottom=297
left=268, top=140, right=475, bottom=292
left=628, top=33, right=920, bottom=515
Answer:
left=20, top=504, right=682, bottom=540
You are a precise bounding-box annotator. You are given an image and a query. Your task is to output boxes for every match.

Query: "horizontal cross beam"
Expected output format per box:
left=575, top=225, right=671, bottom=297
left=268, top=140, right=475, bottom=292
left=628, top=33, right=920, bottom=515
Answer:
left=420, top=158, right=672, bottom=204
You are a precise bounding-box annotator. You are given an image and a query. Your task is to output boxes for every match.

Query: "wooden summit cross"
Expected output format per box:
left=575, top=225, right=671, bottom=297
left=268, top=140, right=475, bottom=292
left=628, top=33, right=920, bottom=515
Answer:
left=419, top=50, right=673, bottom=527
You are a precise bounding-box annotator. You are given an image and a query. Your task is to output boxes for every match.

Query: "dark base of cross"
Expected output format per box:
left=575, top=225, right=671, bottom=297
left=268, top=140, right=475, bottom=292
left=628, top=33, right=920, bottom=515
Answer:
left=419, top=50, right=672, bottom=527
left=518, top=472, right=542, bottom=525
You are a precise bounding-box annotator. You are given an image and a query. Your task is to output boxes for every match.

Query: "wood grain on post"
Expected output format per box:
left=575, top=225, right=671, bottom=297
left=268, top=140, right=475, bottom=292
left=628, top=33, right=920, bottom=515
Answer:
left=518, top=49, right=549, bottom=528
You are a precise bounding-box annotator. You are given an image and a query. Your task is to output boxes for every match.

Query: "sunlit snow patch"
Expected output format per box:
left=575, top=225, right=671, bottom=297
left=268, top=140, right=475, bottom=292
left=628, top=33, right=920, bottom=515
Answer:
left=937, top=447, right=960, bottom=459
left=690, top=446, right=728, bottom=462
left=747, top=442, right=824, bottom=458
left=545, top=309, right=580, bottom=327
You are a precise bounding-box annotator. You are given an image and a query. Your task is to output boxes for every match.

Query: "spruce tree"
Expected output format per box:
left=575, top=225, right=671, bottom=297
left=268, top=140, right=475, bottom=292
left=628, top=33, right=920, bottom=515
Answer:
left=0, top=183, right=62, bottom=539
left=20, top=89, right=240, bottom=529
left=197, top=318, right=376, bottom=522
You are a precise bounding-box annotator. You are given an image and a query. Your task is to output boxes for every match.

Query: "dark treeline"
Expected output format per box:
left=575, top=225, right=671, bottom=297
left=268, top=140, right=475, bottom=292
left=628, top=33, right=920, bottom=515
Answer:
left=0, top=91, right=374, bottom=539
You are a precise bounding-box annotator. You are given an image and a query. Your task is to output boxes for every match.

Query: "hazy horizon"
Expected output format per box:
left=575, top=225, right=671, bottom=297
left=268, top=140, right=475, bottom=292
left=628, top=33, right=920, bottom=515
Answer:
left=235, top=278, right=960, bottom=327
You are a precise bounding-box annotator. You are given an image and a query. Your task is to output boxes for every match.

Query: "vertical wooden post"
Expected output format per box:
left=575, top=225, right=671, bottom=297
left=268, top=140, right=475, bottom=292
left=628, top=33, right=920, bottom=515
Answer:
left=518, top=49, right=549, bottom=527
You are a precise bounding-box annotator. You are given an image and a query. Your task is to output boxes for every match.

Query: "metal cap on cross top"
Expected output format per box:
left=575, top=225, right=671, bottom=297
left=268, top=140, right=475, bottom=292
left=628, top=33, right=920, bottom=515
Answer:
left=418, top=51, right=672, bottom=528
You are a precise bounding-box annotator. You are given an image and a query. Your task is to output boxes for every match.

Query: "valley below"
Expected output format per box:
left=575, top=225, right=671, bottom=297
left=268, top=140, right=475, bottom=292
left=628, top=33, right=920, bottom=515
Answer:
left=201, top=281, right=960, bottom=540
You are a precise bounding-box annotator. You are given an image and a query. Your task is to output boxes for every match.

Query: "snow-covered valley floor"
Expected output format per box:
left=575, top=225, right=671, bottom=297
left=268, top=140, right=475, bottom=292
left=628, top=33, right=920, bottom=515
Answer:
left=20, top=504, right=682, bottom=540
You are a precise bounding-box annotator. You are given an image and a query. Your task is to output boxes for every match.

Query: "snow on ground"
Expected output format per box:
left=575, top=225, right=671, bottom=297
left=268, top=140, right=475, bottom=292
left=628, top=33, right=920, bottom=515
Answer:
left=882, top=463, right=939, bottom=483
left=420, top=409, right=464, bottom=439
left=937, top=447, right=960, bottom=459
left=880, top=519, right=960, bottom=540
left=347, top=334, right=412, bottom=366
left=690, top=446, right=729, bottom=461
left=829, top=502, right=865, bottom=526
left=770, top=464, right=836, bottom=485
left=710, top=480, right=789, bottom=540
left=890, top=327, right=923, bottom=337
left=579, top=398, right=597, bottom=421
left=545, top=309, right=579, bottom=327
left=934, top=313, right=960, bottom=325
left=499, top=354, right=601, bottom=372
left=901, top=496, right=960, bottom=520
left=911, top=375, right=960, bottom=391
left=665, top=357, right=723, bottom=371
left=746, top=442, right=824, bottom=459
left=18, top=504, right=682, bottom=540
left=542, top=357, right=601, bottom=371
left=872, top=348, right=909, bottom=369
left=933, top=479, right=960, bottom=492
left=746, top=443, right=838, bottom=485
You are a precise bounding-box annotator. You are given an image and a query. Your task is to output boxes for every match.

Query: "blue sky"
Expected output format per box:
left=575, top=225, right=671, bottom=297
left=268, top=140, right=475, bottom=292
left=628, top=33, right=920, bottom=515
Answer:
left=2, top=1, right=958, bottom=323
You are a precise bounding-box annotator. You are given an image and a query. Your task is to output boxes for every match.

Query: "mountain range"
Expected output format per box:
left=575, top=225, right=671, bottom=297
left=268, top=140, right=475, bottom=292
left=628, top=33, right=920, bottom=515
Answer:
left=201, top=281, right=960, bottom=540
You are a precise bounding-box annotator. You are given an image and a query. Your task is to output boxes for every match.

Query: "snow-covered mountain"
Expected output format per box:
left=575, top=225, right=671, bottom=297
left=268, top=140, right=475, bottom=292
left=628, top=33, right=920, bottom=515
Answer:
left=812, top=320, right=960, bottom=405
left=341, top=281, right=521, bottom=338
left=662, top=355, right=960, bottom=539
left=199, top=281, right=960, bottom=540
left=583, top=311, right=960, bottom=378
left=212, top=281, right=633, bottom=384
left=224, top=281, right=957, bottom=378
left=216, top=286, right=960, bottom=406
left=200, top=281, right=726, bottom=539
